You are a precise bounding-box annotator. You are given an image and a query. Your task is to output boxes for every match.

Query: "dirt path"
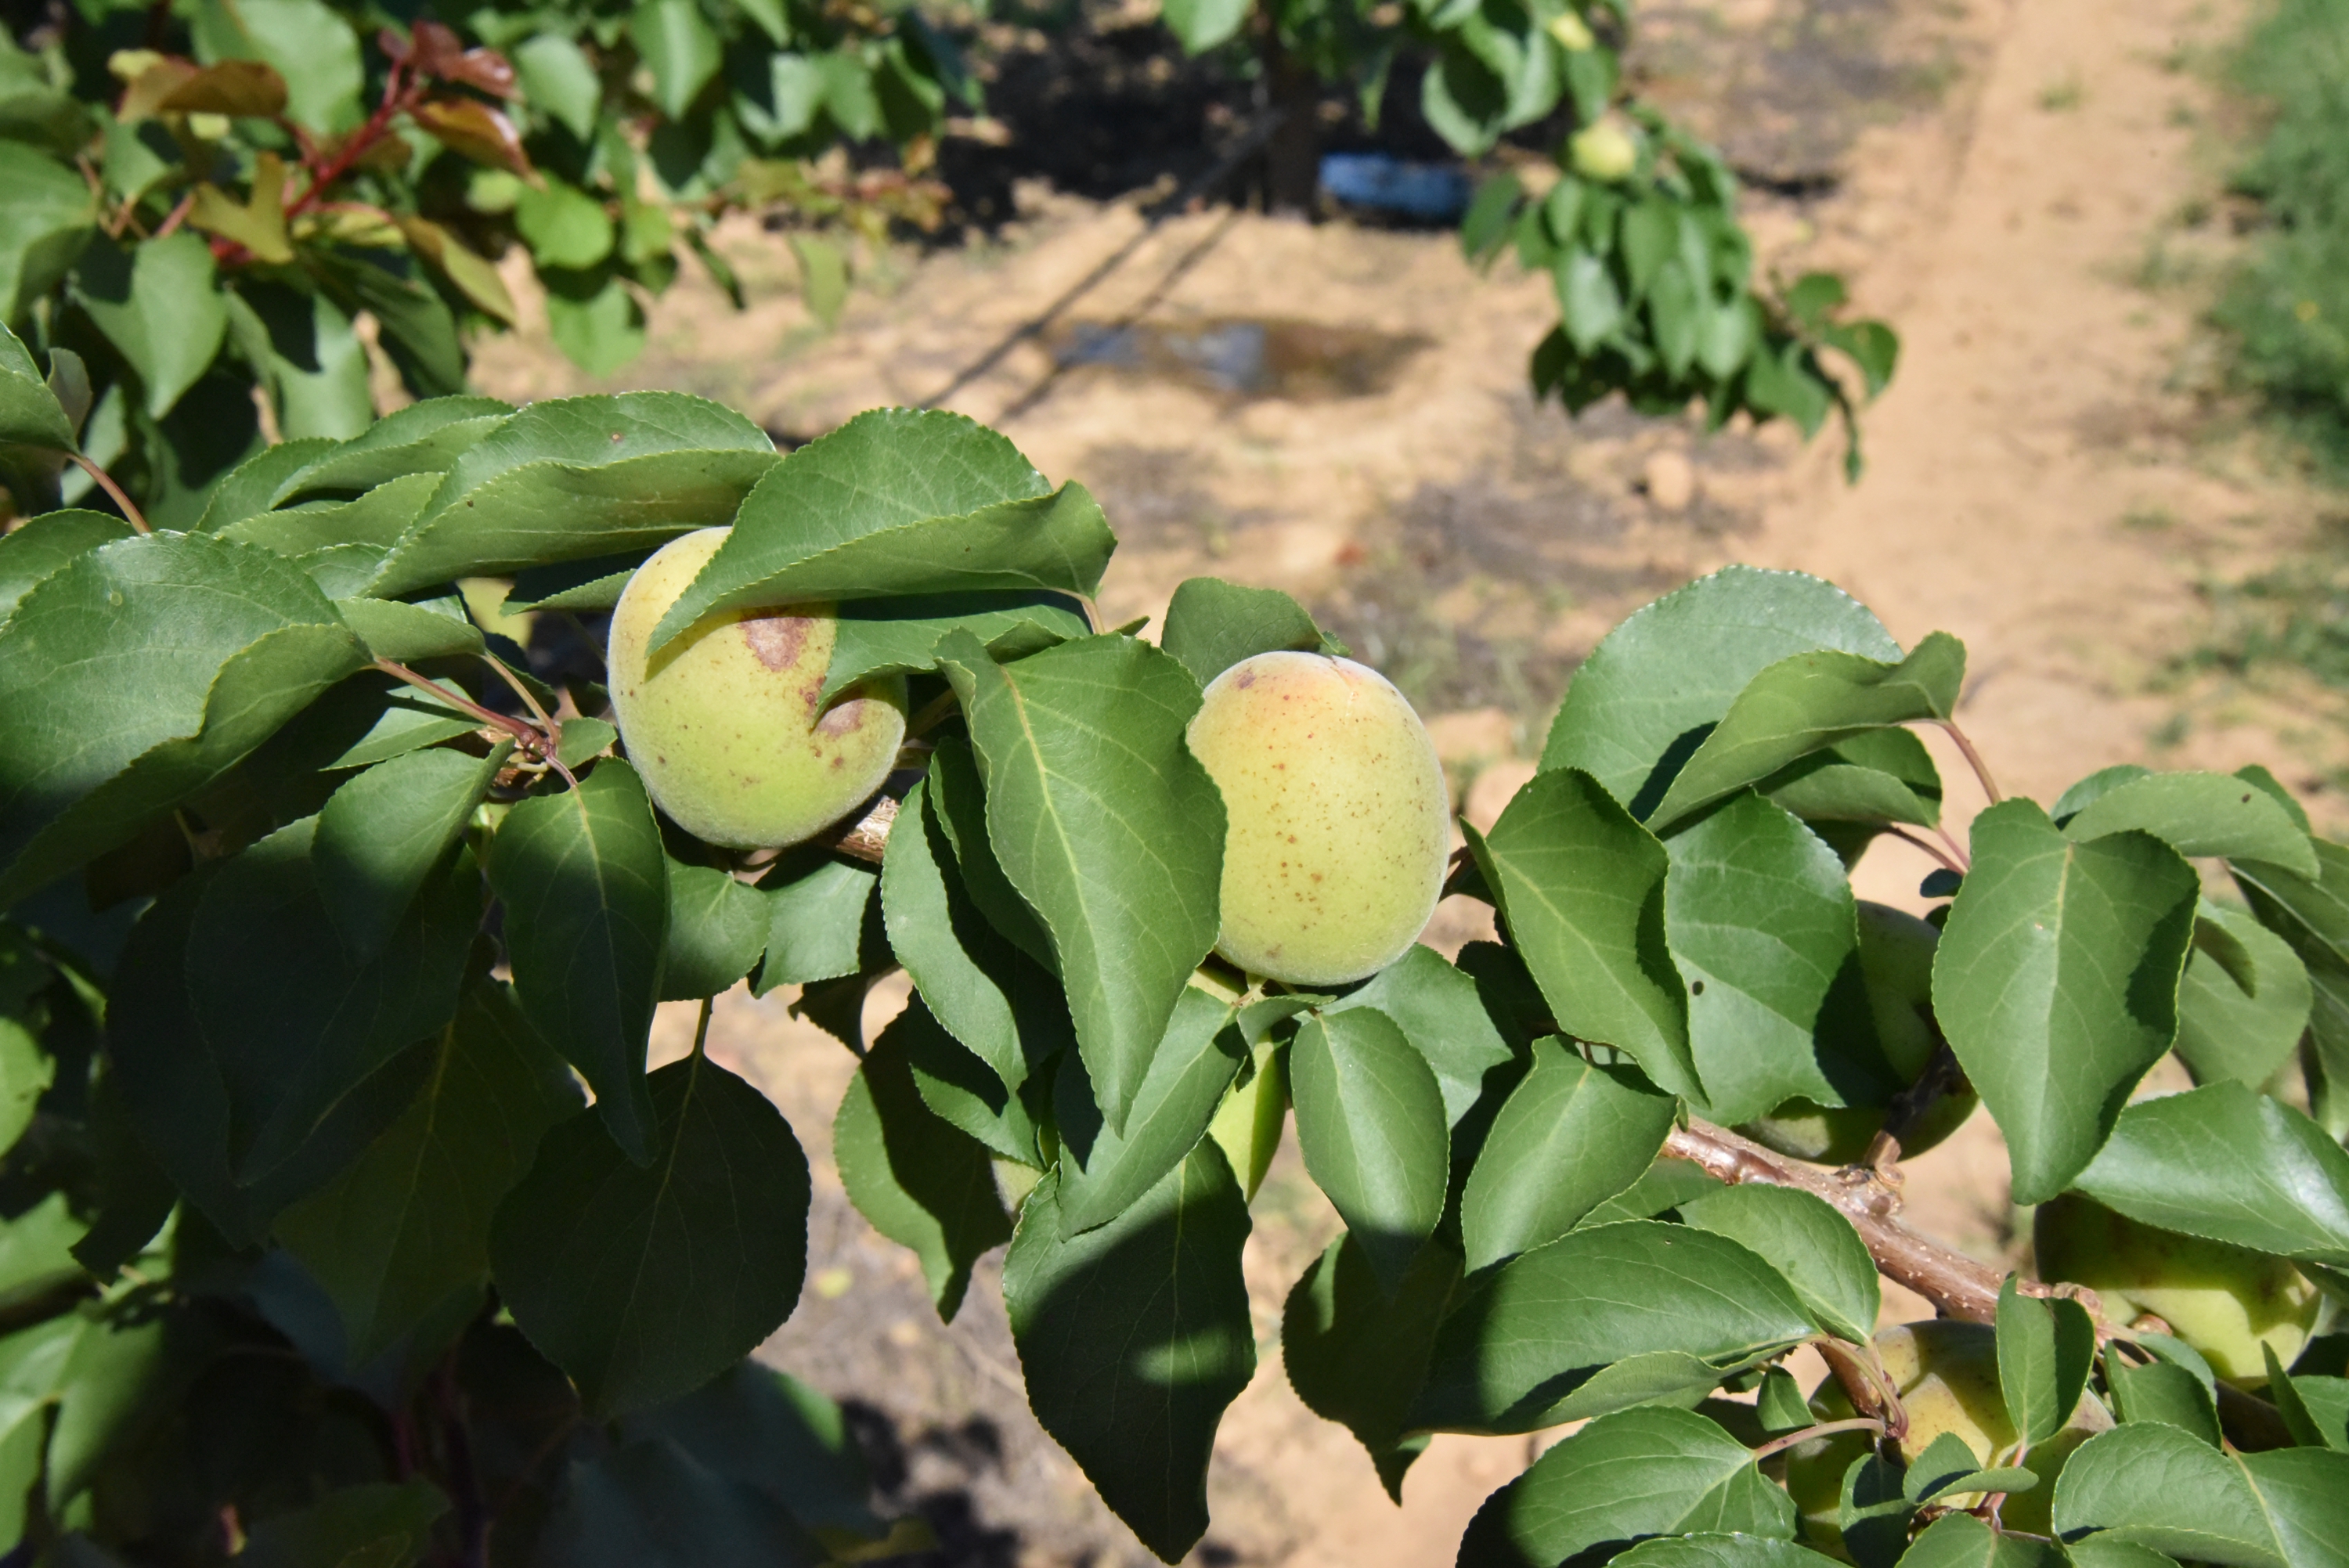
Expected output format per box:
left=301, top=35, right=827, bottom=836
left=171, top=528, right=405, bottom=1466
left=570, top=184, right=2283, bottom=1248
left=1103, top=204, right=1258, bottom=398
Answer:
left=471, top=0, right=2337, bottom=1559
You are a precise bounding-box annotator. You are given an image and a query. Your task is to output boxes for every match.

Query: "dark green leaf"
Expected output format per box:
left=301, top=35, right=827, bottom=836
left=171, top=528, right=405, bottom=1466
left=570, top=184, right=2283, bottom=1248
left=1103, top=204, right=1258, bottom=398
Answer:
left=1160, top=577, right=1339, bottom=687
left=821, top=590, right=1089, bottom=703
left=532, top=1437, right=823, bottom=1567
left=926, top=732, right=1053, bottom=969
left=753, top=849, right=882, bottom=990
left=71, top=232, right=226, bottom=420
left=1057, top=985, right=1243, bottom=1235
left=0, top=510, right=133, bottom=623
left=1664, top=791, right=1860, bottom=1124
left=2262, top=1344, right=2348, bottom=1451
left=1470, top=766, right=1697, bottom=1098
left=313, top=743, right=501, bottom=958
left=332, top=593, right=485, bottom=660
left=620, top=1362, right=892, bottom=1546
left=1647, top=633, right=1965, bottom=831
left=1839, top=1451, right=1912, bottom=1568
left=1003, top=1144, right=1254, bottom=1563
left=1757, top=1366, right=1811, bottom=1433
left=1458, top=1038, right=1673, bottom=1273
left=660, top=863, right=768, bottom=1000
left=1610, top=1535, right=1838, bottom=1568
left=486, top=759, right=669, bottom=1163
left=1283, top=1231, right=1460, bottom=1497
left=897, top=993, right=1046, bottom=1163
left=275, top=978, right=580, bottom=1363
left=1678, top=1184, right=1879, bottom=1345
left=936, top=632, right=1221, bottom=1133
left=327, top=682, right=480, bottom=770
left=0, top=321, right=78, bottom=452
left=1763, top=723, right=1944, bottom=829
left=1326, top=943, right=1518, bottom=1127
left=2175, top=904, right=2312, bottom=1089
left=492, top=1051, right=810, bottom=1416
left=1933, top=800, right=2199, bottom=1204
left=237, top=1480, right=449, bottom=1568
left=2107, top=1354, right=2220, bottom=1446
left=2073, top=1081, right=2349, bottom=1266
left=1541, top=566, right=1900, bottom=816
left=1997, top=1274, right=2098, bottom=1447
left=1413, top=1220, right=1815, bottom=1433
left=272, top=395, right=514, bottom=502
left=1455, top=1405, right=1795, bottom=1568
left=366, top=393, right=775, bottom=597
left=1291, top=1007, right=1449, bottom=1292
left=2051, top=1422, right=2349, bottom=1566
left=2064, top=773, right=2316, bottom=878
left=0, top=530, right=366, bottom=905
left=835, top=1016, right=1012, bottom=1318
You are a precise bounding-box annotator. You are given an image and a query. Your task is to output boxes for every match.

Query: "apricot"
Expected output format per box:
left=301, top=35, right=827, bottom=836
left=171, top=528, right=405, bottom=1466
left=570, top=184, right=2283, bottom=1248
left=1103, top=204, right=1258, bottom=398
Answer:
left=1741, top=903, right=1977, bottom=1164
left=1185, top=652, right=1449, bottom=987
left=1570, top=118, right=1640, bottom=183
left=607, top=528, right=907, bottom=849
left=2034, top=1194, right=2320, bottom=1383
left=1787, top=1321, right=2110, bottom=1556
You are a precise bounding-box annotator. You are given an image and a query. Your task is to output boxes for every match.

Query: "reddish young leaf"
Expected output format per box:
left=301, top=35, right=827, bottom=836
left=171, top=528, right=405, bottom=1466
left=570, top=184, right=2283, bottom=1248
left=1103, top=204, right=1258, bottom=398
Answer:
left=409, top=97, right=534, bottom=178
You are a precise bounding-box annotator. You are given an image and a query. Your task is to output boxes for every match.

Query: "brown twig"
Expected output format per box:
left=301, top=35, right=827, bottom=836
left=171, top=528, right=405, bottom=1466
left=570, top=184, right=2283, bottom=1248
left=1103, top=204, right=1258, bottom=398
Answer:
left=1937, top=720, right=2002, bottom=806
left=372, top=657, right=575, bottom=787
left=151, top=189, right=197, bottom=240
left=71, top=455, right=148, bottom=532
left=819, top=794, right=898, bottom=864
left=1858, top=1040, right=1969, bottom=1178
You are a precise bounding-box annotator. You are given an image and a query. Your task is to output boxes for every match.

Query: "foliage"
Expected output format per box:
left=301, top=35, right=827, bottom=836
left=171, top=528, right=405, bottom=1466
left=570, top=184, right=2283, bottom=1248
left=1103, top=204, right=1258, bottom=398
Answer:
left=0, top=0, right=962, bottom=524
left=2214, top=0, right=2349, bottom=477
left=1160, top=0, right=1900, bottom=475
left=2, top=338, right=2348, bottom=1563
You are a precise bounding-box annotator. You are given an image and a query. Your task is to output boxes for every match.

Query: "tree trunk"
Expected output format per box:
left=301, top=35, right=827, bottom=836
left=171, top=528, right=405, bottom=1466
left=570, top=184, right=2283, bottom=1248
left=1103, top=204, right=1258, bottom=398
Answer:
left=1256, top=30, right=1322, bottom=214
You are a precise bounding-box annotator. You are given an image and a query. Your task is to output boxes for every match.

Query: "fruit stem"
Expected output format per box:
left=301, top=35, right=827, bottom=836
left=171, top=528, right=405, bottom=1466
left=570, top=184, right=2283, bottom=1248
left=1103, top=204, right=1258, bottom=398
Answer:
left=1748, top=1415, right=1885, bottom=1462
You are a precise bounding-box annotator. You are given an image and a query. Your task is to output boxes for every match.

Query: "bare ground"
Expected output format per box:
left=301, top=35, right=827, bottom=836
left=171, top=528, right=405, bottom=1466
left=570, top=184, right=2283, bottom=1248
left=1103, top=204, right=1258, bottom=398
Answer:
left=478, top=0, right=2346, bottom=1558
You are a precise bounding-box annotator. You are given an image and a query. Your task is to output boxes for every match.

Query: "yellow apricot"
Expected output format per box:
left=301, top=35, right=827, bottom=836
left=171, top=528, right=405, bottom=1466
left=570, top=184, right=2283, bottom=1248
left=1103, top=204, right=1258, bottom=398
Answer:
left=1185, top=652, right=1449, bottom=988
left=608, top=528, right=907, bottom=849
left=2034, top=1194, right=2320, bottom=1383
left=1570, top=118, right=1640, bottom=183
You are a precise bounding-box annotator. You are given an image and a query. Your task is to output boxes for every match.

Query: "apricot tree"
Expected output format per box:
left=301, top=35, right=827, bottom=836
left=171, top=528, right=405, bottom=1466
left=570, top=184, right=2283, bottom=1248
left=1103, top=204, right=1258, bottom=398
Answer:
left=0, top=350, right=2346, bottom=1564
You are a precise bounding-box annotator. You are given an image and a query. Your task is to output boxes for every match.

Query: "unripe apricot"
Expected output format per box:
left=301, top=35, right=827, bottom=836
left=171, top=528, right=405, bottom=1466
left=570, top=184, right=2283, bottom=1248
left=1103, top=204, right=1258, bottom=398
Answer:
left=2034, top=1194, right=2321, bottom=1383
left=1787, top=1321, right=2109, bottom=1557
left=1741, top=903, right=1977, bottom=1164
left=607, top=528, right=907, bottom=849
left=1570, top=118, right=1640, bottom=183
left=1185, top=653, right=1449, bottom=988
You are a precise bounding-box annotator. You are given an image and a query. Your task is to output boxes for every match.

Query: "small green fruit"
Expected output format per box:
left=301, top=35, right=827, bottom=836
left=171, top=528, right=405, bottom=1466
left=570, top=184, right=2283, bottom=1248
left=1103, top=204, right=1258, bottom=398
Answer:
left=1546, top=10, right=1596, bottom=50
left=1741, top=903, right=1977, bottom=1164
left=607, top=527, right=907, bottom=849
left=2035, top=1193, right=2321, bottom=1383
left=1185, top=652, right=1449, bottom=988
left=1788, top=1321, right=2109, bottom=1557
left=1569, top=118, right=1640, bottom=183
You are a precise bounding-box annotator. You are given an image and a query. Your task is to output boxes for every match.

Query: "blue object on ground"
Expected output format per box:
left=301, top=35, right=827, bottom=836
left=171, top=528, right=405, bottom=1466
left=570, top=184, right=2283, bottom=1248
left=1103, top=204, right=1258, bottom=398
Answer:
left=1318, top=153, right=1474, bottom=221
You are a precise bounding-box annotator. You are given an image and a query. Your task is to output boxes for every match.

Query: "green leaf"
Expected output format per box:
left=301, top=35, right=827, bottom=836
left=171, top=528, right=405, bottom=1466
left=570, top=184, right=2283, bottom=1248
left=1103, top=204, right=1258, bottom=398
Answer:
left=532, top=1437, right=824, bottom=1566
left=1056, top=985, right=1243, bottom=1236
left=1907, top=1431, right=2040, bottom=1506
left=1839, top=1451, right=1912, bottom=1568
left=0, top=160, right=92, bottom=331
left=233, top=278, right=374, bottom=441
left=620, top=1362, right=893, bottom=1547
left=1413, top=1220, right=1816, bottom=1433
left=275, top=978, right=579, bottom=1363
left=237, top=1480, right=449, bottom=1568
left=1647, top=633, right=1965, bottom=831
left=518, top=177, right=615, bottom=272
left=2072, top=1081, right=2349, bottom=1267
left=486, top=759, right=669, bottom=1163
left=492, top=1051, right=810, bottom=1416
left=897, top=993, right=1046, bottom=1163
left=1462, top=173, right=1524, bottom=264
left=1611, top=1535, right=1840, bottom=1568
left=834, top=1016, right=1012, bottom=1319
left=313, top=743, right=502, bottom=959
left=1470, top=766, right=1697, bottom=1099
left=0, top=1192, right=86, bottom=1308
left=0, top=531, right=366, bottom=906
left=1455, top=1405, right=1795, bottom=1568
left=332, top=593, right=486, bottom=661
left=2230, top=840, right=2349, bottom=1136
left=2175, top=903, right=2312, bottom=1089
left=1542, top=566, right=1900, bottom=816
left=1664, top=791, right=1860, bottom=1123
left=189, top=816, right=474, bottom=1182
left=1003, top=1144, right=1254, bottom=1563
left=0, top=510, right=134, bottom=624
left=516, top=34, right=601, bottom=140
left=0, top=322, right=78, bottom=452
left=1757, top=1367, right=1810, bottom=1433
left=1458, top=1039, right=1674, bottom=1273
left=649, top=413, right=1111, bottom=647
left=269, top=395, right=514, bottom=503
left=1932, top=800, right=2199, bottom=1205
left=1161, top=0, right=1251, bottom=51
left=1556, top=247, right=1626, bottom=350
left=2107, top=1354, right=2220, bottom=1446
left=926, top=733, right=1053, bottom=968
left=327, top=681, right=481, bottom=770
left=2064, top=773, right=2317, bottom=878
left=2263, top=1345, right=2348, bottom=1451
left=1290, top=1007, right=1450, bottom=1292
left=821, top=590, right=1089, bottom=703
left=1324, top=943, right=1518, bottom=1128
left=881, top=777, right=1068, bottom=1102
left=1160, top=577, right=1338, bottom=687
left=2051, top=1422, right=2349, bottom=1567
left=789, top=232, right=847, bottom=328
left=367, top=392, right=775, bottom=597
left=189, top=0, right=362, bottom=131
left=1677, top=1184, right=1879, bottom=1345
left=936, top=632, right=1221, bottom=1133
left=631, top=0, right=722, bottom=116
left=1283, top=1233, right=1462, bottom=1498
left=70, top=232, right=226, bottom=420
left=753, top=849, right=881, bottom=991
left=1996, top=1274, right=2098, bottom=1447
left=659, top=862, right=768, bottom=1000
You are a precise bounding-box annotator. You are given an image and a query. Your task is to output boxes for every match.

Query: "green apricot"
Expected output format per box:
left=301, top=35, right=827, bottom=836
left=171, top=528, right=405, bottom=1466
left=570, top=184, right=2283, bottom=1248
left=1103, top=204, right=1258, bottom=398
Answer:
left=1741, top=903, right=1978, bottom=1165
left=607, top=527, right=907, bottom=849
left=2035, top=1193, right=2321, bottom=1383
left=1787, top=1321, right=2110, bottom=1557
left=1185, top=652, right=1449, bottom=988
left=1570, top=118, right=1640, bottom=183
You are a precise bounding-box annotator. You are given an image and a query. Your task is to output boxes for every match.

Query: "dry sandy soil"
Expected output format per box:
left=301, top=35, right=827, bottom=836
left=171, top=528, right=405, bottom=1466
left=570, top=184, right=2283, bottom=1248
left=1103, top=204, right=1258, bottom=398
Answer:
left=474, top=0, right=2344, bottom=1559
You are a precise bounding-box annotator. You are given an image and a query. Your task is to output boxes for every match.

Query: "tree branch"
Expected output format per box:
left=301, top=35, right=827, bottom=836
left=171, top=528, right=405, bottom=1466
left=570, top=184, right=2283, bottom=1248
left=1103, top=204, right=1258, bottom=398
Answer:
left=817, top=794, right=897, bottom=864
